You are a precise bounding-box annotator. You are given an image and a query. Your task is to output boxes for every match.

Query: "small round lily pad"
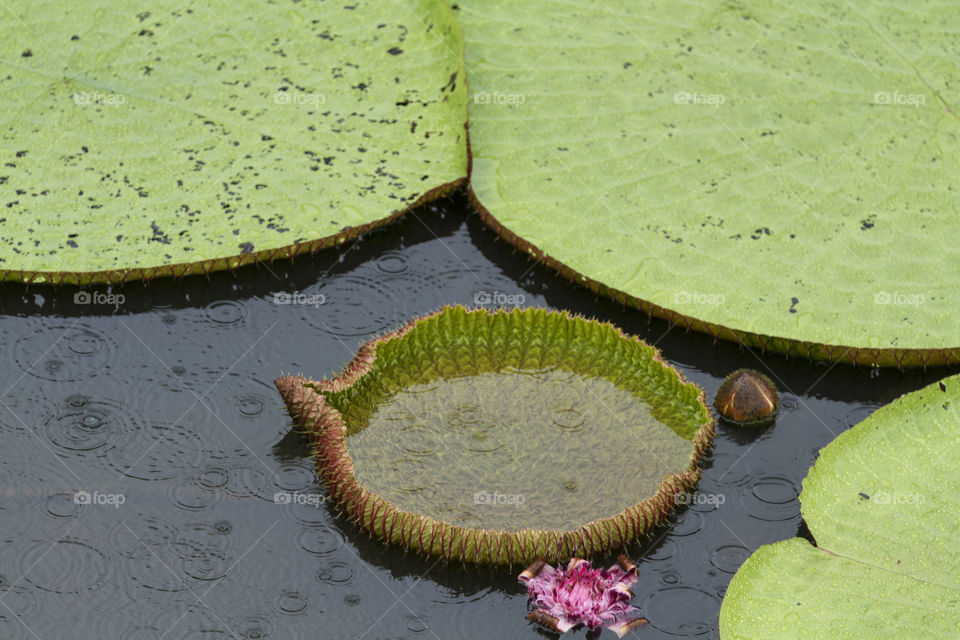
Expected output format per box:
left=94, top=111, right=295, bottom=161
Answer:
left=276, top=305, right=714, bottom=564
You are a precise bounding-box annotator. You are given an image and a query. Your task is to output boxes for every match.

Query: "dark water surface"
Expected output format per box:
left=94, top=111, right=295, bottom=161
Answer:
left=0, top=194, right=951, bottom=639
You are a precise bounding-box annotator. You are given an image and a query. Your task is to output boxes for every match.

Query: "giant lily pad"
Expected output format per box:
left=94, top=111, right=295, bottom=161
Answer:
left=275, top=305, right=714, bottom=564
left=719, top=374, right=960, bottom=638
left=0, top=0, right=467, bottom=284
left=457, top=0, right=960, bottom=366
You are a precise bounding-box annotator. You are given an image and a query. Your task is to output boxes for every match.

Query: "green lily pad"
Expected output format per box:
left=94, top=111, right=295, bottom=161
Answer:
left=1, top=0, right=467, bottom=284
left=719, top=374, right=960, bottom=638
left=275, top=305, right=715, bottom=564
left=457, top=0, right=960, bottom=366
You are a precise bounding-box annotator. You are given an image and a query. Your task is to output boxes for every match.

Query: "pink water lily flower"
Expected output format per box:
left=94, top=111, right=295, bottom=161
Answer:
left=518, top=555, right=647, bottom=636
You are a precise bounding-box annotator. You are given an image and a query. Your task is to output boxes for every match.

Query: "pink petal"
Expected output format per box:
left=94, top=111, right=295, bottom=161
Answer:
left=607, top=617, right=648, bottom=638
left=519, top=556, right=643, bottom=634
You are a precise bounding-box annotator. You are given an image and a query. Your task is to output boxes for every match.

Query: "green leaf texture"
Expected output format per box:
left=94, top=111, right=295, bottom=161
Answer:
left=720, top=374, right=960, bottom=638
left=0, top=0, right=467, bottom=284
left=458, top=0, right=960, bottom=364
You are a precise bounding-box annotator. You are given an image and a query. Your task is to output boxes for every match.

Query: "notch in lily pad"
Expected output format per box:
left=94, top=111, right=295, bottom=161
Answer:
left=714, top=369, right=779, bottom=427
left=275, top=305, right=715, bottom=565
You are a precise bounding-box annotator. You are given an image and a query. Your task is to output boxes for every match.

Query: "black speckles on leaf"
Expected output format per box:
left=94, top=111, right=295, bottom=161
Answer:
left=440, top=71, right=458, bottom=93
left=860, top=217, right=876, bottom=230
left=21, top=49, right=32, bottom=58
left=940, top=381, right=947, bottom=392
left=149, top=222, right=171, bottom=245
left=858, top=492, right=870, bottom=500
left=751, top=227, right=771, bottom=239
left=789, top=297, right=799, bottom=314
left=0, top=0, right=467, bottom=283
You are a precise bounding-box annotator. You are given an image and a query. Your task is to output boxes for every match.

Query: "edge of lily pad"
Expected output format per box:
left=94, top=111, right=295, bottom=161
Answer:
left=4, top=178, right=466, bottom=286
left=275, top=304, right=715, bottom=565
left=718, top=373, right=960, bottom=638
left=465, top=187, right=957, bottom=368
